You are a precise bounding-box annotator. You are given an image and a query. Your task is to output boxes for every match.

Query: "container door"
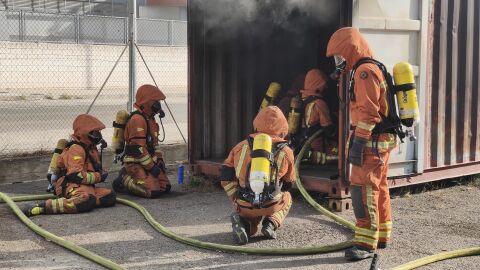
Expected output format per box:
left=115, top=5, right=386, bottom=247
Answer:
left=351, top=0, right=429, bottom=176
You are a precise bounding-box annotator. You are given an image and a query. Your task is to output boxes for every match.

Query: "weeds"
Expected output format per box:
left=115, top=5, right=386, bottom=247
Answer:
left=58, top=94, right=72, bottom=100
left=44, top=95, right=54, bottom=100
left=14, top=95, right=27, bottom=101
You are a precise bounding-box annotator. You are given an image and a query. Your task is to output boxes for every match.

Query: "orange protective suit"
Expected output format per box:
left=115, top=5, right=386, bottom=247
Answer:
left=301, top=69, right=338, bottom=165
left=221, top=106, right=296, bottom=236
left=45, top=114, right=116, bottom=214
left=118, top=85, right=171, bottom=198
left=327, top=27, right=396, bottom=250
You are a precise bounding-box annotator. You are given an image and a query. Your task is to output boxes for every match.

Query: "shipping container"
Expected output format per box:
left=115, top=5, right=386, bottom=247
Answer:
left=187, top=0, right=480, bottom=211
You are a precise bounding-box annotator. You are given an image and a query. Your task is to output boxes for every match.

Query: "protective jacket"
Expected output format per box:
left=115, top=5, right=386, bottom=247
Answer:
left=327, top=27, right=394, bottom=250
left=221, top=106, right=295, bottom=236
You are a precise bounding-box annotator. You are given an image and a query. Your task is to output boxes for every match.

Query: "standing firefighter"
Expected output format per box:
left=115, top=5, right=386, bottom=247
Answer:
left=327, top=27, right=396, bottom=260
left=23, top=114, right=115, bottom=216
left=300, top=69, right=338, bottom=165
left=220, top=106, right=296, bottom=245
left=113, top=84, right=171, bottom=198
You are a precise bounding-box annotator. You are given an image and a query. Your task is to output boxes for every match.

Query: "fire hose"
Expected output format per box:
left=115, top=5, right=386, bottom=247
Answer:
left=0, top=131, right=478, bottom=269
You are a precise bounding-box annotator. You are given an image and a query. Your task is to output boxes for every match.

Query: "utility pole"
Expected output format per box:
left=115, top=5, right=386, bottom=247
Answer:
left=128, top=0, right=137, bottom=112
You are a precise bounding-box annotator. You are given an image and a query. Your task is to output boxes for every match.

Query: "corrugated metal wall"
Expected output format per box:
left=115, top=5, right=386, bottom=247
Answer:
left=430, top=0, right=480, bottom=167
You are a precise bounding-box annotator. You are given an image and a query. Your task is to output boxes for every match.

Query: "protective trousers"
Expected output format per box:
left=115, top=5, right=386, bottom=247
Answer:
left=46, top=183, right=115, bottom=214
left=120, top=161, right=171, bottom=198
left=234, top=192, right=292, bottom=236
left=350, top=150, right=392, bottom=250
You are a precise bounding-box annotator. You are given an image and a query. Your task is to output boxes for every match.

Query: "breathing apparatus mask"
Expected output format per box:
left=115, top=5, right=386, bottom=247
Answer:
left=330, top=55, right=346, bottom=80
left=88, top=130, right=107, bottom=149
left=151, top=101, right=166, bottom=118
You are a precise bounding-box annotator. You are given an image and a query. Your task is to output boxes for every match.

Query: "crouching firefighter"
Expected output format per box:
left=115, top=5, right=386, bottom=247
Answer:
left=23, top=114, right=116, bottom=216
left=300, top=68, right=338, bottom=164
left=112, top=84, right=171, bottom=198
left=327, top=27, right=415, bottom=260
left=220, top=106, right=296, bottom=245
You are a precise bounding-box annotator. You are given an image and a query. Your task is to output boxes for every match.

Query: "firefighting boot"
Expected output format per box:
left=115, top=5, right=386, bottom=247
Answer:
left=22, top=202, right=46, bottom=217
left=230, top=213, right=249, bottom=245
left=261, top=219, right=277, bottom=239
left=345, top=246, right=375, bottom=261
left=112, top=169, right=128, bottom=194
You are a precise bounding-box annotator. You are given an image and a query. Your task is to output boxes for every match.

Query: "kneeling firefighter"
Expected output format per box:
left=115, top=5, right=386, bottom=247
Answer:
left=220, top=106, right=296, bottom=245
left=300, top=69, right=338, bottom=165
left=112, top=84, right=171, bottom=198
left=327, top=27, right=420, bottom=260
left=23, top=114, right=115, bottom=216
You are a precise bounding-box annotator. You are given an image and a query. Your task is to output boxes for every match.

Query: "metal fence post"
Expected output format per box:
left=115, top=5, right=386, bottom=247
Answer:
left=128, top=0, right=137, bottom=112
left=75, top=14, right=80, bottom=43
left=168, top=20, right=172, bottom=46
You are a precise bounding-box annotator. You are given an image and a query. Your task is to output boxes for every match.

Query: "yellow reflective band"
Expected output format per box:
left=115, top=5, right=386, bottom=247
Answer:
left=51, top=199, right=57, bottom=213
left=379, top=231, right=391, bottom=238
left=123, top=157, right=135, bottom=163
left=137, top=180, right=145, bottom=185
left=226, top=188, right=237, bottom=197
left=87, top=172, right=96, bottom=184
left=354, top=235, right=378, bottom=246
left=140, top=156, right=153, bottom=166
left=58, top=198, right=65, bottom=213
left=136, top=128, right=144, bottom=132
left=379, top=221, right=392, bottom=229
left=366, top=185, right=377, bottom=230
left=66, top=202, right=75, bottom=208
left=223, top=182, right=236, bottom=191
left=355, top=226, right=379, bottom=238
left=77, top=172, right=84, bottom=179
left=72, top=155, right=82, bottom=161
left=366, top=139, right=397, bottom=150
left=357, top=121, right=375, bottom=132
left=305, top=103, right=315, bottom=128
left=235, top=144, right=248, bottom=179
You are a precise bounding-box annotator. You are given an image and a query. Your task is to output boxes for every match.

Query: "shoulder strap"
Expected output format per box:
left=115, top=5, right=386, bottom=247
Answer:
left=349, top=58, right=405, bottom=140
left=128, top=111, right=155, bottom=154
left=67, top=141, right=102, bottom=172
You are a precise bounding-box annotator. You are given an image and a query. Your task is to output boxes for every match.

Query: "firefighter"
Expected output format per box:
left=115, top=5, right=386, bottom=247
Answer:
left=220, top=106, right=296, bottom=245
left=23, top=114, right=116, bottom=216
left=300, top=68, right=338, bottom=165
left=327, top=27, right=395, bottom=260
left=277, top=73, right=305, bottom=117
left=113, top=84, right=172, bottom=198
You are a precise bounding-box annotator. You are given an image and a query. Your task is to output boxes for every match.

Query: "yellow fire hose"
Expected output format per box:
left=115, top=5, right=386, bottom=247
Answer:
left=0, top=130, right=478, bottom=269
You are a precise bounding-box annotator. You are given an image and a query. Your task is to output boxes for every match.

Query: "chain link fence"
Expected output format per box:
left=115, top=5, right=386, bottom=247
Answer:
left=0, top=9, right=187, bottom=156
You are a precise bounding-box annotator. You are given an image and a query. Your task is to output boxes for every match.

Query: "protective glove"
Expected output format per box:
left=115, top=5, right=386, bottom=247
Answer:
left=100, top=170, right=109, bottom=182
left=271, top=180, right=284, bottom=200
left=149, top=165, right=161, bottom=177
left=348, top=135, right=368, bottom=166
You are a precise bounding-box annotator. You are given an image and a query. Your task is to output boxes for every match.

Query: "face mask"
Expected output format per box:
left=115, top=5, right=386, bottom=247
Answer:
left=151, top=101, right=165, bottom=118
left=88, top=130, right=103, bottom=145
left=330, top=55, right=347, bottom=80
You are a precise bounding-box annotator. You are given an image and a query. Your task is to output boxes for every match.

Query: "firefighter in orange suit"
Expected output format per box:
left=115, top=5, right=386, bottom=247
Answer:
left=220, top=106, right=296, bottom=245
left=113, top=84, right=171, bottom=198
left=300, top=68, right=338, bottom=164
left=23, top=114, right=116, bottom=216
left=327, top=27, right=395, bottom=260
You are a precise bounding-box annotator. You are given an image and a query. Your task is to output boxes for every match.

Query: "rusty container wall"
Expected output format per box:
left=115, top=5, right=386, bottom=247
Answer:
left=429, top=0, right=480, bottom=169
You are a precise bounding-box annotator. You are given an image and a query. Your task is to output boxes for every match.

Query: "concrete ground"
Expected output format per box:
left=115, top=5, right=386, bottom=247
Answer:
left=0, top=175, right=478, bottom=270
